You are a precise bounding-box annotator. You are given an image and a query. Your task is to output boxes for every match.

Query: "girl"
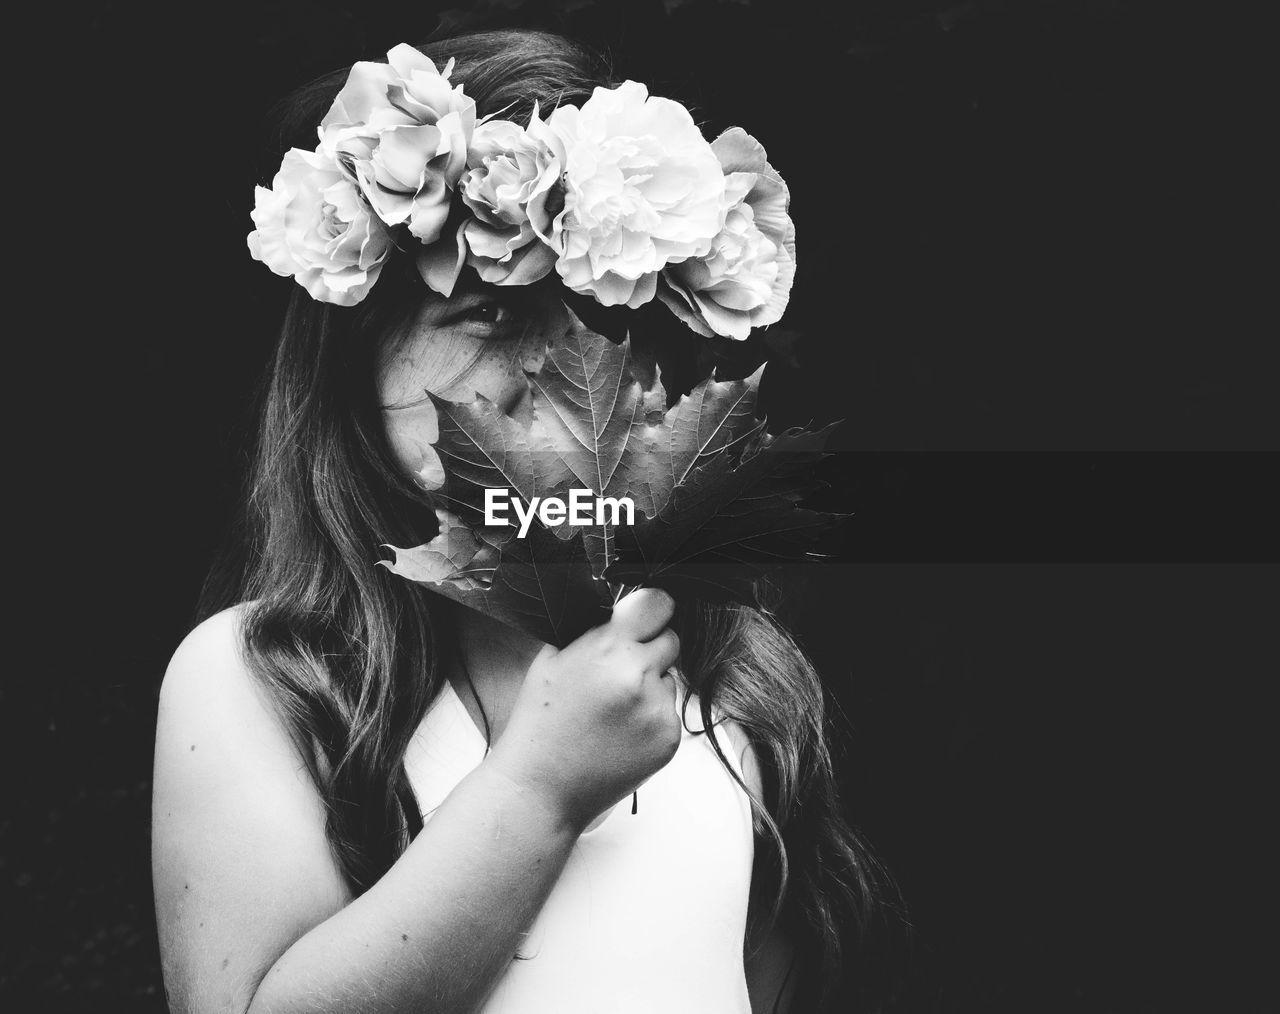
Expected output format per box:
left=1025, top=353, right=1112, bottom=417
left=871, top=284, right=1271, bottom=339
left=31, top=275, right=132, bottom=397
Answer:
left=153, top=29, right=888, bottom=1014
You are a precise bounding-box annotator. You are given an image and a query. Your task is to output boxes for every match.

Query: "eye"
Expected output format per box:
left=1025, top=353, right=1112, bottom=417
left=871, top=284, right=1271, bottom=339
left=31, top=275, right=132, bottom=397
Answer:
left=447, top=298, right=512, bottom=334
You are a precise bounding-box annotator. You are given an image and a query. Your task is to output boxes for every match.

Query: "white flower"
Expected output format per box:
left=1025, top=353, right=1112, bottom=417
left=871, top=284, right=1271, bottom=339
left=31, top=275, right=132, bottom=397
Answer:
left=458, top=108, right=563, bottom=286
left=660, top=128, right=796, bottom=340
left=247, top=146, right=393, bottom=307
left=319, top=44, right=476, bottom=245
left=248, top=50, right=801, bottom=334
left=546, top=81, right=726, bottom=308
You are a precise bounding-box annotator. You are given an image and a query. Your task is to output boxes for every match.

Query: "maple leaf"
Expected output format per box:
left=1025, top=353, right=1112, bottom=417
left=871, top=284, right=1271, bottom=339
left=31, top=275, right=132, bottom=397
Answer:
left=382, top=310, right=842, bottom=646
left=528, top=321, right=648, bottom=574
left=606, top=423, right=839, bottom=599
left=383, top=509, right=611, bottom=646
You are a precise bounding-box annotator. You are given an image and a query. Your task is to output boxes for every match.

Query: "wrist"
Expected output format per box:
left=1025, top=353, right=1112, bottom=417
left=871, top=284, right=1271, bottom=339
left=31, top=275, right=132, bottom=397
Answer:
left=481, top=747, right=590, bottom=839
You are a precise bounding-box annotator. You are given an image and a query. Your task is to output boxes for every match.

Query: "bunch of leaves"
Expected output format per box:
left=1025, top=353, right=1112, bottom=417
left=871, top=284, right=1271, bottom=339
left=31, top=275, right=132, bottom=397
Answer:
left=382, top=313, right=842, bottom=646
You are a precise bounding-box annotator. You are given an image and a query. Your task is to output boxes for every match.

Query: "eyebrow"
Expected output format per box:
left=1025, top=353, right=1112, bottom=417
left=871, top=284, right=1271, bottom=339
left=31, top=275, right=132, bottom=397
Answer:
left=422, top=278, right=545, bottom=331
left=381, top=282, right=517, bottom=370
left=414, top=284, right=488, bottom=324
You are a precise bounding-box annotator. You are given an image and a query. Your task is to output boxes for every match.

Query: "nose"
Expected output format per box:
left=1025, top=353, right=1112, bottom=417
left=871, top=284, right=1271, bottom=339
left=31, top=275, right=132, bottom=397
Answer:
left=503, top=380, right=536, bottom=426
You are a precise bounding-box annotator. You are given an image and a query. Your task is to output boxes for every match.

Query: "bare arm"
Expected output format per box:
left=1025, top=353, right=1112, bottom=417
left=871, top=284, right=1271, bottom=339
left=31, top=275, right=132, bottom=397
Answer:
left=247, top=765, right=579, bottom=1013
left=154, top=594, right=680, bottom=1014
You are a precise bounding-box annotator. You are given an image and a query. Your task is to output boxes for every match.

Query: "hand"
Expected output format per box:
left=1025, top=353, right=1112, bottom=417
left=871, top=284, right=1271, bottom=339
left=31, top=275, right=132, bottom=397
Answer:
left=487, top=588, right=682, bottom=833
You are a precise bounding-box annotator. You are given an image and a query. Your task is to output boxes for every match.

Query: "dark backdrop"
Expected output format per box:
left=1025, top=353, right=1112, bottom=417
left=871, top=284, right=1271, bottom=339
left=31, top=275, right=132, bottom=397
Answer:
left=12, top=1, right=1277, bottom=1010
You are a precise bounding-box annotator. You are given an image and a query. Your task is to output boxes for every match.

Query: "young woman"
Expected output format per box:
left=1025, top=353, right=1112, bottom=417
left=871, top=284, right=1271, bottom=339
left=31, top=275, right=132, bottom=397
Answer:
left=153, top=29, right=889, bottom=1014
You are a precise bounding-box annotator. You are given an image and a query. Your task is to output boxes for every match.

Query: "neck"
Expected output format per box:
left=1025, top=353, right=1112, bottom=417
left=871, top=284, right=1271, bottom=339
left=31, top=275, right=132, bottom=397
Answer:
left=447, top=606, right=546, bottom=744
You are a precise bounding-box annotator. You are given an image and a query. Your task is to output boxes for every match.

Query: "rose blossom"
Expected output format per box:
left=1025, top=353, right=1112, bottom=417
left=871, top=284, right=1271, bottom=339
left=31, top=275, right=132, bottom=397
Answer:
left=247, top=147, right=393, bottom=307
left=457, top=109, right=564, bottom=286
left=545, top=81, right=726, bottom=308
left=660, top=128, right=796, bottom=340
left=319, top=44, right=476, bottom=245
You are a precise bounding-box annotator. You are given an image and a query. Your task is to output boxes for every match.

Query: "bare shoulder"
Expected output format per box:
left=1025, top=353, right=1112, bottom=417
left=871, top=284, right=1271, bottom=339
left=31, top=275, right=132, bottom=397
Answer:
left=721, top=718, right=798, bottom=1012
left=159, top=607, right=296, bottom=785
left=712, top=714, right=801, bottom=1009
left=717, top=717, right=765, bottom=801
left=160, top=604, right=254, bottom=721
left=155, top=603, right=332, bottom=836
left=154, top=605, right=349, bottom=1011
left=158, top=604, right=308, bottom=771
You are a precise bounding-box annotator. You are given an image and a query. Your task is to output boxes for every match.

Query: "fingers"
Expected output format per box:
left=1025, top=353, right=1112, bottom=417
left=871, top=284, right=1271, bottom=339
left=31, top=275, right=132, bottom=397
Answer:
left=643, top=628, right=681, bottom=675
left=649, top=650, right=681, bottom=746
left=609, top=587, right=675, bottom=643
left=640, top=629, right=681, bottom=716
left=653, top=657, right=680, bottom=710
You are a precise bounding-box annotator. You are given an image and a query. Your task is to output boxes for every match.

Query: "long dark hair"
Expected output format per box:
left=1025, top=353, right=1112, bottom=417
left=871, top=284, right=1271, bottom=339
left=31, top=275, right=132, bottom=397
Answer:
left=202, top=29, right=896, bottom=1009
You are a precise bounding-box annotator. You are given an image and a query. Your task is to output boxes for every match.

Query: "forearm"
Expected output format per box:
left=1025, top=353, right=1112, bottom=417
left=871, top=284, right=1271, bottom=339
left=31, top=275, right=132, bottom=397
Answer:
left=247, top=761, right=580, bottom=1014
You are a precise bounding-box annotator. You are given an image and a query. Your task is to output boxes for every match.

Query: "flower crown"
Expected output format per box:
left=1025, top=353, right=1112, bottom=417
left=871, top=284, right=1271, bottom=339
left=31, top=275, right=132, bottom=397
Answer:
left=248, top=44, right=795, bottom=341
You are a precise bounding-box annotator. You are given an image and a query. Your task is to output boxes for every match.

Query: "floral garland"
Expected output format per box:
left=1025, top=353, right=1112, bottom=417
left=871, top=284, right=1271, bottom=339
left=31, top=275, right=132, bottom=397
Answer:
left=248, top=44, right=795, bottom=341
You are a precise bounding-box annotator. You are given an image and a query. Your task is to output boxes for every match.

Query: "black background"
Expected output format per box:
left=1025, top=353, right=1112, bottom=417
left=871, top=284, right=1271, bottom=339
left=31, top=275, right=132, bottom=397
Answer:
left=12, top=0, right=1278, bottom=1009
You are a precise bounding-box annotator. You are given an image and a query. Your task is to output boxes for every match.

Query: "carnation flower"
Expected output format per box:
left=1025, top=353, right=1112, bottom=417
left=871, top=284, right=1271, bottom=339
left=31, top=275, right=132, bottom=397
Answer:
left=457, top=109, right=563, bottom=286
left=546, top=81, right=726, bottom=308
left=660, top=128, right=796, bottom=340
left=319, top=44, right=476, bottom=245
left=247, top=147, right=393, bottom=307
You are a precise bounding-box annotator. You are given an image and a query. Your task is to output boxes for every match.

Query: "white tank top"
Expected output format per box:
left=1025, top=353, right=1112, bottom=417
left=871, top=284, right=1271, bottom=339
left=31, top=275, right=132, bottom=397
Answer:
left=403, top=679, right=756, bottom=1013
